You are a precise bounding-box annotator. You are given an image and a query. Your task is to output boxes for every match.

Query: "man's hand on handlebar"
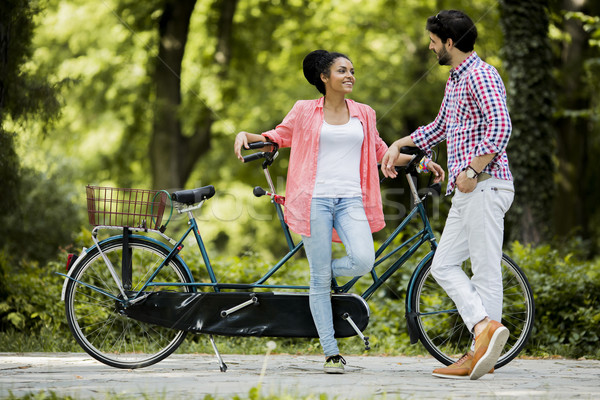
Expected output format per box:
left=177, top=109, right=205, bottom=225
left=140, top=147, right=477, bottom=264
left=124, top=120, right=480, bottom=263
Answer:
left=380, top=145, right=445, bottom=183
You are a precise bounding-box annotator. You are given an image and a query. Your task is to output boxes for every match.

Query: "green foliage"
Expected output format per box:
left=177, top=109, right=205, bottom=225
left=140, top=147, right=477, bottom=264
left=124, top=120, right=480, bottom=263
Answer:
left=0, top=252, right=72, bottom=350
left=0, top=0, right=61, bottom=122
left=2, top=227, right=600, bottom=359
left=17, top=0, right=503, bottom=259
left=0, top=131, right=20, bottom=216
left=3, top=0, right=600, bottom=362
left=0, top=166, right=85, bottom=265
left=0, top=0, right=61, bottom=230
left=509, top=241, right=600, bottom=358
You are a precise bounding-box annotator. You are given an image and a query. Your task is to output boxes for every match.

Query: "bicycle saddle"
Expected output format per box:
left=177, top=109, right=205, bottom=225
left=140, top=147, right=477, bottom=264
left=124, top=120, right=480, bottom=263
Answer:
left=171, top=185, right=216, bottom=204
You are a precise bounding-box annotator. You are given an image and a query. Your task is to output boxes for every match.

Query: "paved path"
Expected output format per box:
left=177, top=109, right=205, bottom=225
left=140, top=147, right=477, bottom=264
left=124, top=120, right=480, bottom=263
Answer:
left=1, top=352, right=599, bottom=399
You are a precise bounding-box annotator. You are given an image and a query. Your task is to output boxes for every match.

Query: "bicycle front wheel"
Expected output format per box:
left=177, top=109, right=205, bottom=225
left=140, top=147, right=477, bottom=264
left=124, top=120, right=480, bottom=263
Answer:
left=64, top=237, right=193, bottom=369
left=410, top=253, right=534, bottom=369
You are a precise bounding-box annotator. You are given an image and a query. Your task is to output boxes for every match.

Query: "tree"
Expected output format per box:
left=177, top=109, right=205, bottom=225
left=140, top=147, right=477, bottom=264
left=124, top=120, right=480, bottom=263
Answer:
left=0, top=1, right=37, bottom=217
left=499, top=0, right=556, bottom=244
left=551, top=0, right=600, bottom=247
left=21, top=0, right=509, bottom=258
left=150, top=0, right=240, bottom=189
left=0, top=0, right=61, bottom=254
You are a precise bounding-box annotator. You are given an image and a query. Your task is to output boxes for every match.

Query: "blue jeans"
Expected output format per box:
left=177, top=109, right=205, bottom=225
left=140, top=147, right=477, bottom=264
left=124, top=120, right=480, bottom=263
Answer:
left=302, top=197, right=375, bottom=357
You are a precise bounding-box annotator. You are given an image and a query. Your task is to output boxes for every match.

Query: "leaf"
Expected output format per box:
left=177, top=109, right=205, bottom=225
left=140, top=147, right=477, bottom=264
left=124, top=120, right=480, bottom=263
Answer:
left=7, top=312, right=26, bottom=330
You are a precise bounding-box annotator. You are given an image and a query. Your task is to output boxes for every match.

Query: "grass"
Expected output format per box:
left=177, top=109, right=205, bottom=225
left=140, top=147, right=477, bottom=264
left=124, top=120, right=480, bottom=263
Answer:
left=2, top=388, right=410, bottom=400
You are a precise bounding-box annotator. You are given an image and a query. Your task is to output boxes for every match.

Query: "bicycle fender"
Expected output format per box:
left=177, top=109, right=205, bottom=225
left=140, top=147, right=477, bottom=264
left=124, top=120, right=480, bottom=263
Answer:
left=405, top=250, right=435, bottom=308
left=60, top=235, right=193, bottom=301
left=404, top=251, right=435, bottom=344
left=60, top=247, right=88, bottom=301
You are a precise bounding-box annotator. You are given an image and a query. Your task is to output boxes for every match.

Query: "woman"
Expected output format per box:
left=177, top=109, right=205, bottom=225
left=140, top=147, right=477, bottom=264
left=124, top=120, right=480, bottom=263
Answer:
left=234, top=50, right=388, bottom=373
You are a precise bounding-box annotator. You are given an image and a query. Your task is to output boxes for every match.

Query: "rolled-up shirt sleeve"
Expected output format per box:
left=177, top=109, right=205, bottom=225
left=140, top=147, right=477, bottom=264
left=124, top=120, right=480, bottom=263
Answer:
left=262, top=101, right=302, bottom=148
left=411, top=94, right=449, bottom=154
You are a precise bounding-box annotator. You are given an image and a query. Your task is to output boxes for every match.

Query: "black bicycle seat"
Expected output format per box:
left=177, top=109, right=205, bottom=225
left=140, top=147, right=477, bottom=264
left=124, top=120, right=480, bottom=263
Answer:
left=171, top=185, right=216, bottom=204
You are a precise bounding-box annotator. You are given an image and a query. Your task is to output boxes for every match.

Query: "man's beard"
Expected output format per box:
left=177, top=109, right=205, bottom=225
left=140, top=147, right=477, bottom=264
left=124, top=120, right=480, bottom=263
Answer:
left=436, top=46, right=452, bottom=66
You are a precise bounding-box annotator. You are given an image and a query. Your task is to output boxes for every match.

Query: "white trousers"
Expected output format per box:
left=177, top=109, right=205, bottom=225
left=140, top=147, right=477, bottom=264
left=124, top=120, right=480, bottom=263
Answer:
left=431, top=178, right=514, bottom=333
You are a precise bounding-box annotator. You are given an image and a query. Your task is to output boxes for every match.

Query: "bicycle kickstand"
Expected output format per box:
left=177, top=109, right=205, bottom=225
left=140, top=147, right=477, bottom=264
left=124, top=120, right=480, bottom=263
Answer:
left=342, top=313, right=370, bottom=350
left=209, top=335, right=228, bottom=372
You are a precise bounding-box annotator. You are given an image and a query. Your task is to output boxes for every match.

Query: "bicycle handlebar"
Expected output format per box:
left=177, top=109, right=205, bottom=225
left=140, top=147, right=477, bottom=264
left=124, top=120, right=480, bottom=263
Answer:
left=242, top=152, right=266, bottom=163
left=242, top=141, right=279, bottom=165
left=377, top=146, right=440, bottom=199
left=247, top=141, right=274, bottom=150
left=401, top=146, right=426, bottom=175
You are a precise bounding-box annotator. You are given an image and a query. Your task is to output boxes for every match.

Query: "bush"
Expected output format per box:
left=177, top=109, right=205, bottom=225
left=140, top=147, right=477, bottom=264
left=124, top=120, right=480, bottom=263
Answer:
left=0, top=167, right=85, bottom=265
left=0, top=251, right=75, bottom=351
left=509, top=241, right=600, bottom=358
left=2, top=233, right=600, bottom=359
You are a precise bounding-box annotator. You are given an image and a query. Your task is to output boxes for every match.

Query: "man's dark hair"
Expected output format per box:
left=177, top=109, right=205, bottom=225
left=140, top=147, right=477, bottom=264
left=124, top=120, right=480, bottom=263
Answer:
left=426, top=10, right=477, bottom=52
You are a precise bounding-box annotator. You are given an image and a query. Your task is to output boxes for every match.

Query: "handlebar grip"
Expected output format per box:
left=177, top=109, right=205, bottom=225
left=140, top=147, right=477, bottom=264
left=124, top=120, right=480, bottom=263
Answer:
left=247, top=141, right=274, bottom=150
left=400, top=146, right=422, bottom=156
left=243, top=152, right=265, bottom=163
left=403, top=147, right=425, bottom=175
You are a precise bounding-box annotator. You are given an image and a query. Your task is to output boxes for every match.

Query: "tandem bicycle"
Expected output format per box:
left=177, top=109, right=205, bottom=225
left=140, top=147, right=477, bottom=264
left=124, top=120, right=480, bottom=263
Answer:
left=59, top=144, right=534, bottom=371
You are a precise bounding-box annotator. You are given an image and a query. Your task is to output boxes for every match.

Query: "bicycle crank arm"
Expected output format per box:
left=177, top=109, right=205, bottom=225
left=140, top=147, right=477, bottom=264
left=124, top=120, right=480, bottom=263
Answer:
left=220, top=294, right=259, bottom=317
left=343, top=312, right=370, bottom=350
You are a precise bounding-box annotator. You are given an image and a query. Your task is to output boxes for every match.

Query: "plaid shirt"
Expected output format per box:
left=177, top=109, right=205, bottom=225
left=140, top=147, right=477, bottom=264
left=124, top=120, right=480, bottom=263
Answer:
left=411, top=52, right=513, bottom=195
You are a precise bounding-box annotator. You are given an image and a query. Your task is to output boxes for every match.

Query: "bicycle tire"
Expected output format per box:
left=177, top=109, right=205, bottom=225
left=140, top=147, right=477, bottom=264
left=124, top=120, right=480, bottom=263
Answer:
left=64, top=237, right=193, bottom=369
left=409, top=253, right=534, bottom=369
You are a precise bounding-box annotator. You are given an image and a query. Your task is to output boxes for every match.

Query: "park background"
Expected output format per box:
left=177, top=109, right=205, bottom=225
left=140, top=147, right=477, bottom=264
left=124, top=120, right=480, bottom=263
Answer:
left=1, top=0, right=599, bottom=359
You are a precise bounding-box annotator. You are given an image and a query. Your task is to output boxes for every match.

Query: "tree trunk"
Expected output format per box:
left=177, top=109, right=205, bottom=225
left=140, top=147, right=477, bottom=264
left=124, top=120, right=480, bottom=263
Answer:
left=0, top=1, right=24, bottom=214
left=553, top=0, right=595, bottom=239
left=0, top=19, right=7, bottom=112
left=150, top=0, right=196, bottom=190
left=150, top=0, right=238, bottom=190
left=499, top=0, right=556, bottom=244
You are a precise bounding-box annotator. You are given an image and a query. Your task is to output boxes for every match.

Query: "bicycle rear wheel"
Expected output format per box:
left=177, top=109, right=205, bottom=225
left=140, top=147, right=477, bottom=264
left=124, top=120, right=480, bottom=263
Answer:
left=410, top=253, right=534, bottom=369
left=64, top=236, right=193, bottom=369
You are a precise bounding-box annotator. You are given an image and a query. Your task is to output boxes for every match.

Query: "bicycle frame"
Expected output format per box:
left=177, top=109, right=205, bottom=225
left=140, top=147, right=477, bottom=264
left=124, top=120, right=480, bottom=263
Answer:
left=63, top=164, right=437, bottom=309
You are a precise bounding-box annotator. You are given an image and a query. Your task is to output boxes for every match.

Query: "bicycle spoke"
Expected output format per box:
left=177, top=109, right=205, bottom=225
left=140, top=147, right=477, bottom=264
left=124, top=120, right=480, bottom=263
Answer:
left=65, top=238, right=191, bottom=368
left=411, top=254, right=534, bottom=368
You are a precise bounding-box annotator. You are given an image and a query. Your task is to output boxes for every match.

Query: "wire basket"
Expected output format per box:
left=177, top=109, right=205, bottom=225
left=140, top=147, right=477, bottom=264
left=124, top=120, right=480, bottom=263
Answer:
left=86, top=186, right=169, bottom=230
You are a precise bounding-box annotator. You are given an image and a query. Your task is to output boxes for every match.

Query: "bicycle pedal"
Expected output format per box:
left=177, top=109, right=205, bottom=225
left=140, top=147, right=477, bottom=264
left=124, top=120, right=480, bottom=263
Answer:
left=363, top=336, right=370, bottom=350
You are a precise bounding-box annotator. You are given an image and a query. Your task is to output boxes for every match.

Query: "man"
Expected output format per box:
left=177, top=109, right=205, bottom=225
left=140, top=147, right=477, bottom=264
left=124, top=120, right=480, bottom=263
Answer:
left=381, top=10, right=514, bottom=380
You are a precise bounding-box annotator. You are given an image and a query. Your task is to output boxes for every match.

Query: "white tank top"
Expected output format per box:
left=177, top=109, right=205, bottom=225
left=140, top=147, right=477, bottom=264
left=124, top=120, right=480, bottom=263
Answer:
left=313, top=117, right=364, bottom=198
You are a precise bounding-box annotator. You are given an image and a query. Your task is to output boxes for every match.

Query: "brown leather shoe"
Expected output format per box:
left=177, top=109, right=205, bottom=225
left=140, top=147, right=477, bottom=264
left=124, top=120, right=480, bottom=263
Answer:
left=470, top=320, right=509, bottom=380
left=432, top=351, right=494, bottom=379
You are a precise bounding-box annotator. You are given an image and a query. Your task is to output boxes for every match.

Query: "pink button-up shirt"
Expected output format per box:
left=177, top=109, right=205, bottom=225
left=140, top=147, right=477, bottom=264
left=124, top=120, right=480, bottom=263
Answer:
left=262, top=97, right=388, bottom=238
